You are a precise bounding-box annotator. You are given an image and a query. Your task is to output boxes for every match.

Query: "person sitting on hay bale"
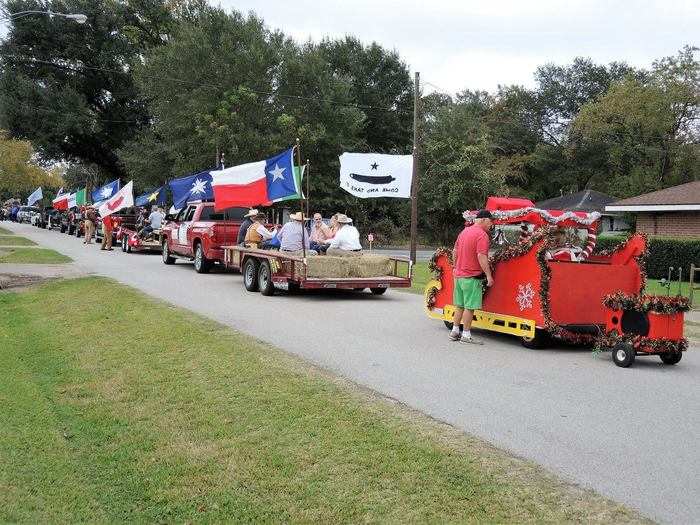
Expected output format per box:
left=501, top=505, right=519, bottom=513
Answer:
left=324, top=213, right=362, bottom=257
left=244, top=212, right=276, bottom=249
left=278, top=212, right=316, bottom=255
left=310, top=212, right=332, bottom=254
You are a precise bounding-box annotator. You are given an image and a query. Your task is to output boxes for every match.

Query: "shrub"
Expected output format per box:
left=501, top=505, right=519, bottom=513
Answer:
left=595, top=235, right=700, bottom=279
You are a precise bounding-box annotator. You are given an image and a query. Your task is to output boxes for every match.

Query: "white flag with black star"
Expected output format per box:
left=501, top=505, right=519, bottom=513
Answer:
left=339, top=153, right=413, bottom=199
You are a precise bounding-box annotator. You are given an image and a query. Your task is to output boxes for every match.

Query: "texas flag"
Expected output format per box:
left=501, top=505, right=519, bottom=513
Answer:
left=99, top=180, right=134, bottom=217
left=52, top=187, right=68, bottom=210
left=210, top=147, right=299, bottom=210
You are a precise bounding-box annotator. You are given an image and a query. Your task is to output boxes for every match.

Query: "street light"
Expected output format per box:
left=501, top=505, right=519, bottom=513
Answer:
left=1, top=10, right=88, bottom=24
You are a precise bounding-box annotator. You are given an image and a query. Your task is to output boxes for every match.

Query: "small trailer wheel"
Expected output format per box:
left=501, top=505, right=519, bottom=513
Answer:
left=258, top=260, right=275, bottom=296
left=612, top=342, right=635, bottom=368
left=659, top=352, right=682, bottom=365
left=121, top=235, right=127, bottom=252
left=370, top=287, right=387, bottom=295
left=243, top=258, right=260, bottom=292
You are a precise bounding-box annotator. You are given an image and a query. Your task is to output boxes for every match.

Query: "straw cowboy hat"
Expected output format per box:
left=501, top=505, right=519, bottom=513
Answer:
left=289, top=211, right=308, bottom=221
left=336, top=213, right=353, bottom=224
left=244, top=209, right=259, bottom=218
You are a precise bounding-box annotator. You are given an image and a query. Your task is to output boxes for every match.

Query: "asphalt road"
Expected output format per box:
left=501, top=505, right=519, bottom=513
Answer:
left=6, top=222, right=699, bottom=524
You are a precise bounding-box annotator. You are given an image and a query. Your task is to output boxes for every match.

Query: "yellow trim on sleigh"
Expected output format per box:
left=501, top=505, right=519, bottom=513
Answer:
left=425, top=278, right=536, bottom=338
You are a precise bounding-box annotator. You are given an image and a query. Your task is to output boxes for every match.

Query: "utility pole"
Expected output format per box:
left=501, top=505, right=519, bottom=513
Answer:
left=410, top=71, right=421, bottom=265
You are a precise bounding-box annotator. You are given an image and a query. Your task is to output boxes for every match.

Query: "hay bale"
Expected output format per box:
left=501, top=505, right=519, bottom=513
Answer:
left=306, top=256, right=350, bottom=278
left=346, top=254, right=393, bottom=277
left=305, top=254, right=393, bottom=278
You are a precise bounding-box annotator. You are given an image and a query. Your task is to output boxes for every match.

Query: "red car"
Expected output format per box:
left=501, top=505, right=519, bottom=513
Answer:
left=160, top=201, right=249, bottom=273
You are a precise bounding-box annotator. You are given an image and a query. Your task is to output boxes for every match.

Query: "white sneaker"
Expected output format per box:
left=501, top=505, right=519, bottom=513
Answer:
left=460, top=335, right=483, bottom=345
left=449, top=331, right=461, bottom=341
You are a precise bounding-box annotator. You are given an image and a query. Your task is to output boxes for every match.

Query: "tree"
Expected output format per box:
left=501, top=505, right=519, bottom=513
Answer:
left=0, top=0, right=173, bottom=178
left=570, top=47, right=700, bottom=198
left=0, top=131, right=62, bottom=201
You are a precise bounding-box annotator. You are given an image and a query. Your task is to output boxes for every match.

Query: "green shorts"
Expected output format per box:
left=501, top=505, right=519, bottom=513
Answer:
left=453, top=277, right=483, bottom=310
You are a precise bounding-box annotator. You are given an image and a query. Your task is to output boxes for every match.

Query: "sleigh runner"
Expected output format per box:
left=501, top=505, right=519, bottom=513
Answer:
left=425, top=197, right=688, bottom=367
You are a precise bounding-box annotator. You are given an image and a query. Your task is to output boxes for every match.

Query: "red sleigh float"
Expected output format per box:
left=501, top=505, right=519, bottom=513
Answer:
left=425, top=197, right=689, bottom=367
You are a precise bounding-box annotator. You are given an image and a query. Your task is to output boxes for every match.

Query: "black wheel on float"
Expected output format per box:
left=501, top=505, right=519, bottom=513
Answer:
left=660, top=352, right=682, bottom=365
left=612, top=342, right=636, bottom=368
left=60, top=225, right=66, bottom=233
left=162, top=241, right=175, bottom=264
left=121, top=235, right=127, bottom=252
left=193, top=243, right=211, bottom=274
left=243, top=258, right=259, bottom=292
left=370, top=287, right=388, bottom=295
left=258, top=260, right=275, bottom=296
left=521, top=329, right=551, bottom=349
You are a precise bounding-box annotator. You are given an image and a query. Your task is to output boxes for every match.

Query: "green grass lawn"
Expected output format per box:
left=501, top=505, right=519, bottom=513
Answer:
left=0, top=277, right=641, bottom=523
left=0, top=226, right=12, bottom=235
left=0, top=247, right=72, bottom=264
left=0, top=235, right=37, bottom=246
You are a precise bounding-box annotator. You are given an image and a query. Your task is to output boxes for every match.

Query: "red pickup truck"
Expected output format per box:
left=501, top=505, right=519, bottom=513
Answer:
left=161, top=201, right=249, bottom=273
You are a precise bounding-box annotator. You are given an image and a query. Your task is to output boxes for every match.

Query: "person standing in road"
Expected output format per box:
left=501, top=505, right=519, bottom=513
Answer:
left=83, top=206, right=97, bottom=244
left=101, top=214, right=115, bottom=251
left=450, top=210, right=494, bottom=344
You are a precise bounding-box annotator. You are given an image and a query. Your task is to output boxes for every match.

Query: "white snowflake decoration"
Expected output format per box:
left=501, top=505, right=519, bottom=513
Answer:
left=100, top=186, right=114, bottom=198
left=516, top=282, right=535, bottom=311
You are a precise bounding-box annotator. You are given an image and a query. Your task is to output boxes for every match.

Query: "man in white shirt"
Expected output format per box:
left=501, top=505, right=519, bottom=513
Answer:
left=325, top=214, right=362, bottom=256
left=140, top=206, right=164, bottom=239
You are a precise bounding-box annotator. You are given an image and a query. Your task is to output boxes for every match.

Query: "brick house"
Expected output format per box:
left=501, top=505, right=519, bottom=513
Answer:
left=606, top=181, right=700, bottom=238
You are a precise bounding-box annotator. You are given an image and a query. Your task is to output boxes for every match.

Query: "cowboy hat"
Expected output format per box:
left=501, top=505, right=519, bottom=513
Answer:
left=244, top=208, right=259, bottom=218
left=336, top=213, right=353, bottom=224
left=289, top=211, right=307, bottom=221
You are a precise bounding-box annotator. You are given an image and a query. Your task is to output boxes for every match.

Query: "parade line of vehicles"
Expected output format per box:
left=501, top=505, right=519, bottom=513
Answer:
left=20, top=195, right=689, bottom=369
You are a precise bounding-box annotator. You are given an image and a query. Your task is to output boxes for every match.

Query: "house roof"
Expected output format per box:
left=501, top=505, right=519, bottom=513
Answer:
left=606, top=181, right=700, bottom=212
left=536, top=190, right=617, bottom=213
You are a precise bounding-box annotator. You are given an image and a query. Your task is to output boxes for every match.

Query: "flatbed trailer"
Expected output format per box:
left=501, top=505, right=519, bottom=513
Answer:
left=118, top=226, right=163, bottom=253
left=222, top=245, right=412, bottom=296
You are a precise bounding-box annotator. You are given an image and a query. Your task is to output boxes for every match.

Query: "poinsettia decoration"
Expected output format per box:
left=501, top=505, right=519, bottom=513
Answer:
left=603, top=291, right=690, bottom=314
left=596, top=332, right=687, bottom=355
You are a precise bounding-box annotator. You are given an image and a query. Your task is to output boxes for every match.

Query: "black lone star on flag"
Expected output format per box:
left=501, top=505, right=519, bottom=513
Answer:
left=371, top=162, right=378, bottom=170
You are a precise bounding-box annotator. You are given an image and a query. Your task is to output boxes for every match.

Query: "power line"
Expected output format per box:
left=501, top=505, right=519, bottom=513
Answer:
left=3, top=101, right=141, bottom=123
left=0, top=53, right=415, bottom=115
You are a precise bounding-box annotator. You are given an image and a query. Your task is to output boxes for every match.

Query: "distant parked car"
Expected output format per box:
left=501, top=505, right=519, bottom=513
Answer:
left=17, top=206, right=40, bottom=224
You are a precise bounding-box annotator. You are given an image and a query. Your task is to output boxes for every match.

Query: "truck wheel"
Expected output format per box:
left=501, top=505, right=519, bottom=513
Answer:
left=612, top=342, right=635, bottom=368
left=121, top=235, right=127, bottom=252
left=258, top=260, right=275, bottom=296
left=243, top=258, right=259, bottom=292
left=162, top=241, right=175, bottom=265
left=660, top=352, right=682, bottom=365
left=193, top=243, right=211, bottom=274
left=370, top=287, right=388, bottom=295
left=521, top=329, right=551, bottom=349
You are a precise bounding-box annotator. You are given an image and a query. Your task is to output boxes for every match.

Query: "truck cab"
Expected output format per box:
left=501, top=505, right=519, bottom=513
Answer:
left=161, top=201, right=249, bottom=273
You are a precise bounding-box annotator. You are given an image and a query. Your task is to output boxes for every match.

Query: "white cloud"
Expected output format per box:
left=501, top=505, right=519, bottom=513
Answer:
left=217, top=0, right=698, bottom=93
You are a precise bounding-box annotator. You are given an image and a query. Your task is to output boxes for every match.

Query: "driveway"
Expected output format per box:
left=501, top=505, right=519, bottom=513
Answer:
left=5, top=222, right=699, bottom=524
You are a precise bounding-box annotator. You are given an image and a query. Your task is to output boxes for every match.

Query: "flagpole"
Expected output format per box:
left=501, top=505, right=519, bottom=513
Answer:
left=295, top=138, right=306, bottom=259
left=305, top=158, right=310, bottom=219
left=410, top=71, right=421, bottom=265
